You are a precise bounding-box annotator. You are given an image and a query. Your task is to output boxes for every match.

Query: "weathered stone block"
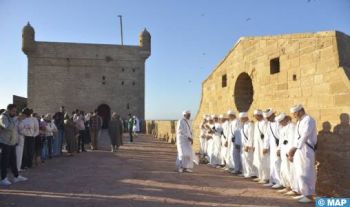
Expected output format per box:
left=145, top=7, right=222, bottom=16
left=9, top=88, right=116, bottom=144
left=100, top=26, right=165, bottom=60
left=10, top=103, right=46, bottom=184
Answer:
left=330, top=81, right=349, bottom=94
left=334, top=93, right=350, bottom=105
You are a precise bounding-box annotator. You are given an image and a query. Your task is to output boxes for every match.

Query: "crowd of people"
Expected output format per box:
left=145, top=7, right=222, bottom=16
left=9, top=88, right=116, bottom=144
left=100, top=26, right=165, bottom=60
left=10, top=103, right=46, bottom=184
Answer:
left=0, top=104, right=142, bottom=186
left=176, top=104, right=317, bottom=204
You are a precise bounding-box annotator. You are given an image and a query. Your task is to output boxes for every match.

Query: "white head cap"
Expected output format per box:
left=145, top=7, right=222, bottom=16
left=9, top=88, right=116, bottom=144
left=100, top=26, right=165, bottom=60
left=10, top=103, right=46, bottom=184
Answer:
left=207, top=116, right=213, bottom=121
left=263, top=108, right=273, bottom=118
left=219, top=114, right=225, bottom=119
left=275, top=113, right=286, bottom=122
left=253, top=109, right=263, bottom=116
left=239, top=112, right=248, bottom=118
left=182, top=110, right=191, bottom=115
left=227, top=110, right=235, bottom=115
left=290, top=104, right=303, bottom=113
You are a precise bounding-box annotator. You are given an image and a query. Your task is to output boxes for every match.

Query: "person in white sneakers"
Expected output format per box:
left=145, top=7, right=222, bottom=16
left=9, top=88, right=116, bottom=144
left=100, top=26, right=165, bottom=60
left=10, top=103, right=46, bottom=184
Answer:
left=288, top=104, right=317, bottom=203
left=176, top=110, right=194, bottom=173
left=0, top=104, right=28, bottom=186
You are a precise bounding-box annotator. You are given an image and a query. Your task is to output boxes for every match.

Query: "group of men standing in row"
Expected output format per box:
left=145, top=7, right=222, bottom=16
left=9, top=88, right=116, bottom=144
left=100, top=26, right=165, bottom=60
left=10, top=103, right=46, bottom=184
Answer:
left=175, top=104, right=317, bottom=204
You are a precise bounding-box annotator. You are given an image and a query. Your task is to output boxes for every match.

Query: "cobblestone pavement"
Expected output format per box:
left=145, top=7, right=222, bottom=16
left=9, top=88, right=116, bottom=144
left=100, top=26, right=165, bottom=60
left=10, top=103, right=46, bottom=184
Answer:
left=0, top=133, right=313, bottom=207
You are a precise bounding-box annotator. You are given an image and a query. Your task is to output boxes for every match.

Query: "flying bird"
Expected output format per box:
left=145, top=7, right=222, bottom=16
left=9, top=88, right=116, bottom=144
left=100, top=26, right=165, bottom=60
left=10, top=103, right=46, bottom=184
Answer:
left=246, top=18, right=252, bottom=21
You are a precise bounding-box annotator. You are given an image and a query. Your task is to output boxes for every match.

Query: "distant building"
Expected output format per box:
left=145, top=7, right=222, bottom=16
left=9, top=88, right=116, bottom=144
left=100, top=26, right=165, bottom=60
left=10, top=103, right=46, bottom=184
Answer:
left=12, top=95, right=27, bottom=112
left=22, top=22, right=151, bottom=124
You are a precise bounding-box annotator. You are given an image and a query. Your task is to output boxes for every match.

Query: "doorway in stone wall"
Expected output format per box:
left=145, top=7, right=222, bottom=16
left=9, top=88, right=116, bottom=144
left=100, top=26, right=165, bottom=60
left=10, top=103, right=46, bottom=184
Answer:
left=97, top=104, right=111, bottom=129
left=234, top=72, right=254, bottom=112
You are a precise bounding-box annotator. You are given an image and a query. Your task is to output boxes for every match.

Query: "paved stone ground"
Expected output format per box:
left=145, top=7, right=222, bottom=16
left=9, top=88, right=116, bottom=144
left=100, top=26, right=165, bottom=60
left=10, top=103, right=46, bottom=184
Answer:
left=0, top=133, right=313, bottom=207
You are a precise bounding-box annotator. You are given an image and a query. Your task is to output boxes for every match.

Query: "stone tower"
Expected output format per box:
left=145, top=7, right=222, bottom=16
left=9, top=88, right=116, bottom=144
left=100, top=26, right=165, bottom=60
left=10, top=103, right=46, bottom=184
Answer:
left=22, top=22, right=36, bottom=55
left=22, top=23, right=151, bottom=123
left=139, top=28, right=151, bottom=55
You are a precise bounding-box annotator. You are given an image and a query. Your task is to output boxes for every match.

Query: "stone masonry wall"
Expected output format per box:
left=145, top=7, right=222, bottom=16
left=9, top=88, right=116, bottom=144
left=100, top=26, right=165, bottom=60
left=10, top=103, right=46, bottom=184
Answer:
left=192, top=31, right=350, bottom=196
left=145, top=120, right=177, bottom=144
left=27, top=42, right=147, bottom=119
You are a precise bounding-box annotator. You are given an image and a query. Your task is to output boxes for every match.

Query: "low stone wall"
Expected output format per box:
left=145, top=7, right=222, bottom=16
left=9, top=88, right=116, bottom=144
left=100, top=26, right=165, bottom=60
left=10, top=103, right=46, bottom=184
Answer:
left=145, top=120, right=177, bottom=144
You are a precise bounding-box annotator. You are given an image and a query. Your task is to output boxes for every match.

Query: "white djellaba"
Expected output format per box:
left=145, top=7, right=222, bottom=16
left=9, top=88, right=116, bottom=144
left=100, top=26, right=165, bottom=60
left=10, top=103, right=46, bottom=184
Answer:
left=239, top=112, right=255, bottom=178
left=290, top=104, right=317, bottom=202
left=206, top=117, right=215, bottom=165
left=252, top=109, right=269, bottom=183
left=176, top=110, right=194, bottom=172
left=224, top=110, right=239, bottom=170
left=199, top=115, right=208, bottom=156
left=219, top=114, right=229, bottom=166
left=263, top=109, right=282, bottom=188
left=210, top=115, right=223, bottom=166
left=275, top=113, right=295, bottom=189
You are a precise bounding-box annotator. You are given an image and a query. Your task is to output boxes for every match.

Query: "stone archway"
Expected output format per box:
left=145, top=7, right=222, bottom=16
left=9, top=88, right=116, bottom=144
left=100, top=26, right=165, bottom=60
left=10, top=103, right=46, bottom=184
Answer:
left=97, top=104, right=111, bottom=129
left=233, top=73, right=254, bottom=112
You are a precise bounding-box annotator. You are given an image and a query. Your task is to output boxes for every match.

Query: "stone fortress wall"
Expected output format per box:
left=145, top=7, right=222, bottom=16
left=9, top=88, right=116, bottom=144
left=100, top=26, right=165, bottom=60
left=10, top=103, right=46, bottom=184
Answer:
left=192, top=31, right=350, bottom=196
left=147, top=31, right=350, bottom=196
left=22, top=23, right=151, bottom=119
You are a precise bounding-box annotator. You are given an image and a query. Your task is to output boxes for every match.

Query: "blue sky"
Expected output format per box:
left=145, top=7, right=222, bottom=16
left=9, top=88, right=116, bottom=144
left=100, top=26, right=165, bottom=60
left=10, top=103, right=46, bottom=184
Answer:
left=0, top=0, right=349, bottom=120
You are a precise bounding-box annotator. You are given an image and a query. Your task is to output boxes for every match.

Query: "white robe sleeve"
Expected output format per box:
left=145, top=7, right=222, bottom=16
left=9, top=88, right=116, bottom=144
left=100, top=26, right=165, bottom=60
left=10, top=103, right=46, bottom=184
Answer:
left=247, top=122, right=254, bottom=147
left=277, top=125, right=282, bottom=151
left=177, top=119, right=185, bottom=138
left=287, top=123, right=295, bottom=150
left=295, top=116, right=315, bottom=149
left=263, top=122, right=270, bottom=149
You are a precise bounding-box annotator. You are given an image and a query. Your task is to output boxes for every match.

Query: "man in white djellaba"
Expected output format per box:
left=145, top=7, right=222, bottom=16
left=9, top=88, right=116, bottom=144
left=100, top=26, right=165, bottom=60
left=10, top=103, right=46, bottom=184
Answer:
left=176, top=110, right=194, bottom=173
left=199, top=115, right=209, bottom=157
left=263, top=108, right=282, bottom=189
left=252, top=109, right=269, bottom=184
left=239, top=112, right=255, bottom=178
left=274, top=113, right=296, bottom=195
left=220, top=114, right=229, bottom=168
left=288, top=104, right=317, bottom=203
left=209, top=115, right=223, bottom=168
left=223, top=110, right=239, bottom=171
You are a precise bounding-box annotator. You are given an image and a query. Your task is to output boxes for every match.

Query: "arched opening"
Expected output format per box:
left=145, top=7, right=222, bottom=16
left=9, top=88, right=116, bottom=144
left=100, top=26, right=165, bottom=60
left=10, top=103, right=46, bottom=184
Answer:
left=234, top=73, right=254, bottom=112
left=97, top=104, right=111, bottom=129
